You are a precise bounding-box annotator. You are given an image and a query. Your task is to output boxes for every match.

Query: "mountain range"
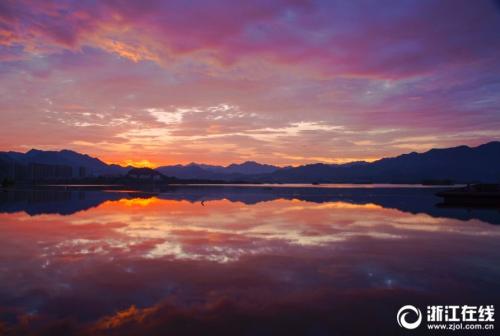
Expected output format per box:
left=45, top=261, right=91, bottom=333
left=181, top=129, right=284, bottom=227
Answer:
left=156, top=161, right=283, bottom=180
left=260, top=142, right=500, bottom=183
left=0, top=149, right=130, bottom=178
left=1, top=141, right=499, bottom=183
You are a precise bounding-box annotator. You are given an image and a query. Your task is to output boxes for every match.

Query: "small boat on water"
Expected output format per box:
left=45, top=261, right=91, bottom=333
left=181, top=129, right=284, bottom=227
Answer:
left=436, top=184, right=500, bottom=207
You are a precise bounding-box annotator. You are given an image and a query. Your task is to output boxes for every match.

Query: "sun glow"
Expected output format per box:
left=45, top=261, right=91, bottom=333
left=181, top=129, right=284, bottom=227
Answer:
left=118, top=159, right=156, bottom=168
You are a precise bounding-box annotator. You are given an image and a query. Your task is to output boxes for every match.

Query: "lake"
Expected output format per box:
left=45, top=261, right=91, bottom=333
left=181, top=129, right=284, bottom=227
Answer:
left=0, top=186, right=499, bottom=335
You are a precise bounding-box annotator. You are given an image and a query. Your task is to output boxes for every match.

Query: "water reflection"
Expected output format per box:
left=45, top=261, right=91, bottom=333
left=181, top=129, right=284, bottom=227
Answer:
left=0, top=187, right=499, bottom=335
left=1, top=186, right=499, bottom=224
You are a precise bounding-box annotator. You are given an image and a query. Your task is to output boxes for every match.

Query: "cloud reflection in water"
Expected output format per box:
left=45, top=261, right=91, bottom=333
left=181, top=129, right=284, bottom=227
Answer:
left=0, top=189, right=499, bottom=335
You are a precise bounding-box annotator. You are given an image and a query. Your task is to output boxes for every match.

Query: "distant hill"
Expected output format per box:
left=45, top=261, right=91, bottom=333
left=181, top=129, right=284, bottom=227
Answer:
left=156, top=161, right=281, bottom=180
left=261, top=142, right=500, bottom=183
left=157, top=142, right=500, bottom=183
left=0, top=149, right=130, bottom=179
left=225, top=161, right=280, bottom=175
left=1, top=141, right=499, bottom=183
left=125, top=167, right=175, bottom=182
left=156, top=164, right=220, bottom=180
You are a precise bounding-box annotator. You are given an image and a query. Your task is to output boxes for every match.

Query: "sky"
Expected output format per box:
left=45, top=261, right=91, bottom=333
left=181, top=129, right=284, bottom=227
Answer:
left=0, top=0, right=500, bottom=167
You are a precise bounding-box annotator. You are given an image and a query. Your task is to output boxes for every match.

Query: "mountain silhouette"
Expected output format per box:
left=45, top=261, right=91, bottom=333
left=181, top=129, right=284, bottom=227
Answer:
left=156, top=161, right=281, bottom=179
left=262, top=142, right=500, bottom=183
left=1, top=141, right=499, bottom=183
left=0, top=149, right=130, bottom=178
left=224, top=161, right=281, bottom=174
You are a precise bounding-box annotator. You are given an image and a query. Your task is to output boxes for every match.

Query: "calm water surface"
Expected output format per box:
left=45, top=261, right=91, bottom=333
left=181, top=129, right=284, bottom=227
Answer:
left=0, top=186, right=499, bottom=335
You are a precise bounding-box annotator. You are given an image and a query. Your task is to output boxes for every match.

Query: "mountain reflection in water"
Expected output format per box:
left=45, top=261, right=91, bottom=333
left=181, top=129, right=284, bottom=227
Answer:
left=1, top=185, right=499, bottom=224
left=0, top=186, right=499, bottom=335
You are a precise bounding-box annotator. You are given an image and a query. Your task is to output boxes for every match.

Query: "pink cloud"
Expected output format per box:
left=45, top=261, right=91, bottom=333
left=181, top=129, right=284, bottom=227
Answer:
left=0, top=0, right=499, bottom=165
left=2, top=0, right=499, bottom=78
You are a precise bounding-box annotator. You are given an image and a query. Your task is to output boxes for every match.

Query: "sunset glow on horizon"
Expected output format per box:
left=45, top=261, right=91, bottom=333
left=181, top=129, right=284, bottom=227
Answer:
left=1, top=0, right=500, bottom=166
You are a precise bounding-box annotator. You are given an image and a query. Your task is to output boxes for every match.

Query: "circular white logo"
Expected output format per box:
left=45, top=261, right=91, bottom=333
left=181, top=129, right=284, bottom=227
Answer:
left=397, top=305, right=422, bottom=329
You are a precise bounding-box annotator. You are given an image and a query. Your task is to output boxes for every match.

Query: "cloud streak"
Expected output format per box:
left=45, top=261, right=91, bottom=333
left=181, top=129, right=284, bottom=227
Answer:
left=1, top=0, right=499, bottom=165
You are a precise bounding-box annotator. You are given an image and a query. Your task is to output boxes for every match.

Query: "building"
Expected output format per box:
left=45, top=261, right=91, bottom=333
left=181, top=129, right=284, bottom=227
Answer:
left=29, top=163, right=73, bottom=180
left=126, top=168, right=165, bottom=181
left=78, top=166, right=86, bottom=178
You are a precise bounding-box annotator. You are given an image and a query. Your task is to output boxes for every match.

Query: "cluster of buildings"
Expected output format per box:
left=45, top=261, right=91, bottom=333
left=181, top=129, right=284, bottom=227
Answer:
left=3, top=163, right=87, bottom=181
left=126, top=167, right=166, bottom=181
